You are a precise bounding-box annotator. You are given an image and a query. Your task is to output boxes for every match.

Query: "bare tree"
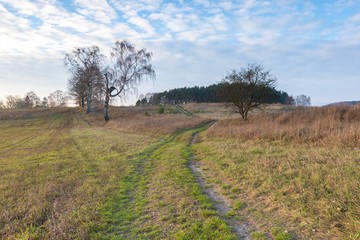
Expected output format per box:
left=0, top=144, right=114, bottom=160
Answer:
left=219, top=63, right=277, bottom=121
left=41, top=97, right=48, bottom=108
left=48, top=90, right=69, bottom=107
left=65, top=46, right=105, bottom=113
left=0, top=99, right=4, bottom=109
left=295, top=94, right=311, bottom=106
left=24, top=91, right=40, bottom=108
left=67, top=73, right=87, bottom=108
left=5, top=95, right=21, bottom=109
left=103, top=41, right=155, bottom=122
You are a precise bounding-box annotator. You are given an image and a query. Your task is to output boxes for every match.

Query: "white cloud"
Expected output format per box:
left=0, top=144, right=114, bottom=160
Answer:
left=0, top=0, right=359, bottom=106
left=110, top=0, right=162, bottom=15
left=73, top=0, right=117, bottom=24
left=127, top=15, right=155, bottom=35
left=0, top=0, right=38, bottom=15
left=325, top=0, right=358, bottom=13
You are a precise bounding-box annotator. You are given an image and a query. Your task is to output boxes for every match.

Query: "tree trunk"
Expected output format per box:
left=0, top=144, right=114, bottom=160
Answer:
left=103, top=74, right=110, bottom=122
left=104, top=93, right=109, bottom=122
left=86, top=84, right=92, bottom=114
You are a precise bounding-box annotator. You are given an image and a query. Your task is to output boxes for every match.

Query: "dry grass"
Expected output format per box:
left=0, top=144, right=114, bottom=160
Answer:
left=181, top=102, right=298, bottom=119
left=2, top=104, right=359, bottom=239
left=0, top=108, right=157, bottom=239
left=207, top=105, right=360, bottom=146
left=0, top=106, right=234, bottom=239
left=181, top=103, right=237, bottom=119
left=90, top=105, right=207, bottom=135
left=193, top=105, right=360, bottom=239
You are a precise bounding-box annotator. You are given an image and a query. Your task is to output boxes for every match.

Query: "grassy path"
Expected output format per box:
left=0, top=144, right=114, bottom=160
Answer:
left=175, top=105, right=194, bottom=117
left=93, top=121, right=239, bottom=239
left=189, top=122, right=252, bottom=239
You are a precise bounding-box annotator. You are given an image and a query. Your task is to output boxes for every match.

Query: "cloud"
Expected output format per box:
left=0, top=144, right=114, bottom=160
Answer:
left=110, top=0, right=162, bottom=15
left=325, top=0, right=358, bottom=13
left=127, top=15, right=155, bottom=36
left=0, top=0, right=38, bottom=15
left=73, top=0, right=117, bottom=24
left=0, top=0, right=360, bottom=106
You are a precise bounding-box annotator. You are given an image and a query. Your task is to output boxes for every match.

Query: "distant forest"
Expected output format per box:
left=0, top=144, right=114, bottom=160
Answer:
left=137, top=83, right=294, bottom=106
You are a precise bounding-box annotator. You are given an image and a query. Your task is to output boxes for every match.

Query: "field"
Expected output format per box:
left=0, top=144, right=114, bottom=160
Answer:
left=0, top=104, right=359, bottom=239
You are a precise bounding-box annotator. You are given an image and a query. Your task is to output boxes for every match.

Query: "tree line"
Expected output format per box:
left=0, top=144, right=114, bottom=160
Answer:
left=137, top=83, right=294, bottom=106
left=0, top=90, right=69, bottom=109
left=137, top=63, right=311, bottom=120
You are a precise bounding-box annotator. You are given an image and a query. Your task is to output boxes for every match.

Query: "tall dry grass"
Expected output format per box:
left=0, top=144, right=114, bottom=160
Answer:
left=90, top=106, right=207, bottom=135
left=195, top=104, right=360, bottom=239
left=207, top=105, right=360, bottom=146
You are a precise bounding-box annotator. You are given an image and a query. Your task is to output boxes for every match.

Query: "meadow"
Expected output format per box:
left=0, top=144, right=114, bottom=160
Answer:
left=190, top=104, right=360, bottom=239
left=0, top=104, right=359, bottom=239
left=0, top=106, right=235, bottom=239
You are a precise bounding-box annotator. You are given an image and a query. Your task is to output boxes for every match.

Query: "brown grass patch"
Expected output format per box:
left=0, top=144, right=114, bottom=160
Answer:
left=193, top=104, right=360, bottom=239
left=89, top=106, right=208, bottom=135
left=207, top=105, right=360, bottom=146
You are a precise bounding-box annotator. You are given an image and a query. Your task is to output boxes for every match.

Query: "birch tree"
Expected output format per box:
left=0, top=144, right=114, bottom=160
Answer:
left=103, top=41, right=155, bottom=122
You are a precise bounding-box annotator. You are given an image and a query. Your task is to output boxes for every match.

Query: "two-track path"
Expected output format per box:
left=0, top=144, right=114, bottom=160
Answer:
left=96, top=119, right=253, bottom=239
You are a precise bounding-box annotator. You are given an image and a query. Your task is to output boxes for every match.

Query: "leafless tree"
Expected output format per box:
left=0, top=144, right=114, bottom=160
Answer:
left=219, top=63, right=277, bottom=121
left=103, top=41, right=155, bottom=122
left=295, top=94, right=311, bottom=106
left=24, top=91, right=40, bottom=108
left=65, top=46, right=105, bottom=113
left=41, top=97, right=48, bottom=108
left=48, top=90, right=69, bottom=107
left=5, top=95, right=21, bottom=109
left=67, top=73, right=86, bottom=108
left=0, top=99, right=4, bottom=109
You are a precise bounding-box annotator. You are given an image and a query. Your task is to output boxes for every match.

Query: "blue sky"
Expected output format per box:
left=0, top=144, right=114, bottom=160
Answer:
left=0, top=0, right=359, bottom=106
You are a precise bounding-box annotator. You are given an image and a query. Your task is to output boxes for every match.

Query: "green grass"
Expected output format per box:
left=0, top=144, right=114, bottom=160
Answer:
left=251, top=231, right=268, bottom=240
left=0, top=108, right=237, bottom=239
left=271, top=227, right=294, bottom=240
left=93, top=123, right=238, bottom=239
left=0, top=108, right=157, bottom=239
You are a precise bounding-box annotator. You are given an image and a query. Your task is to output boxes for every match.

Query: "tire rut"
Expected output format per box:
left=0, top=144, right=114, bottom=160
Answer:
left=189, top=123, right=253, bottom=240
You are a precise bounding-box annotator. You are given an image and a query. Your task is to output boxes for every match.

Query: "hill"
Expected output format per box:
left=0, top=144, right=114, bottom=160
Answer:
left=137, top=83, right=293, bottom=105
left=326, top=100, right=360, bottom=106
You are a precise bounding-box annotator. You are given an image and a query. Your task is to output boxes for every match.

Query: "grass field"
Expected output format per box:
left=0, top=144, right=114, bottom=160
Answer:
left=1, top=104, right=359, bottom=239
left=0, top=106, right=236, bottom=239
left=194, top=105, right=360, bottom=239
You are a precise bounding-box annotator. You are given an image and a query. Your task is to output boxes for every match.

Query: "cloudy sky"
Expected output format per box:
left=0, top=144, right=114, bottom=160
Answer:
left=0, top=0, right=359, bottom=106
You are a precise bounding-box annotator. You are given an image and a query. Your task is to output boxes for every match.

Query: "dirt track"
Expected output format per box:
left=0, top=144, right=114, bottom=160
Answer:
left=189, top=122, right=253, bottom=239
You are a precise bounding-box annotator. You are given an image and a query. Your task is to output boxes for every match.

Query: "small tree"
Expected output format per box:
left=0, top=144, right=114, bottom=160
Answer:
left=5, top=95, right=21, bottom=109
left=295, top=94, right=311, bottom=106
left=219, top=63, right=277, bottom=120
left=103, top=40, right=155, bottom=122
left=48, top=90, right=69, bottom=107
left=24, top=91, right=40, bottom=108
left=41, top=97, right=48, bottom=108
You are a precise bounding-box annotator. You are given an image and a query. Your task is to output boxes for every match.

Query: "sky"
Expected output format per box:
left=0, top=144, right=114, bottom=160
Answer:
left=0, top=0, right=360, bottom=106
